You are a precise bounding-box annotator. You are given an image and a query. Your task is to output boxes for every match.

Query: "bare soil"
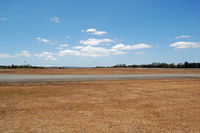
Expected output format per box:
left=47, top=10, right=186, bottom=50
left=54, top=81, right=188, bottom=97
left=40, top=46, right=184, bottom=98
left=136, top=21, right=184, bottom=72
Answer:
left=0, top=68, right=200, bottom=75
left=0, top=79, right=200, bottom=132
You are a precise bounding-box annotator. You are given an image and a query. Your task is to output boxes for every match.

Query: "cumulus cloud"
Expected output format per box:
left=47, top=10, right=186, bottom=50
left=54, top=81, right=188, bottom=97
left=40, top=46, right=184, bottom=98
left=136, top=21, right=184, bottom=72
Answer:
left=0, top=54, right=12, bottom=58
left=45, top=55, right=56, bottom=61
left=50, top=16, right=61, bottom=23
left=0, top=50, right=31, bottom=58
left=74, top=46, right=110, bottom=57
left=59, top=46, right=108, bottom=57
left=175, top=35, right=190, bottom=39
left=111, top=43, right=151, bottom=55
left=72, top=46, right=84, bottom=49
left=112, top=43, right=152, bottom=50
left=56, top=44, right=69, bottom=50
left=15, top=50, right=31, bottom=57
left=36, top=37, right=50, bottom=43
left=34, top=52, right=52, bottom=58
left=110, top=49, right=126, bottom=55
left=170, top=41, right=200, bottom=49
left=60, top=44, right=68, bottom=47
left=57, top=43, right=152, bottom=58
left=36, top=37, right=59, bottom=45
left=58, top=49, right=81, bottom=56
left=83, top=28, right=108, bottom=35
left=34, top=52, right=56, bottom=61
left=80, top=38, right=114, bottom=46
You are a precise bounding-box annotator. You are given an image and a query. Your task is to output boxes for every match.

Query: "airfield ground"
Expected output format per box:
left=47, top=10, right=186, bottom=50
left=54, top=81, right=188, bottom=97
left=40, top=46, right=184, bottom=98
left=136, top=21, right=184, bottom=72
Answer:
left=0, top=68, right=200, bottom=75
left=0, top=78, right=200, bottom=132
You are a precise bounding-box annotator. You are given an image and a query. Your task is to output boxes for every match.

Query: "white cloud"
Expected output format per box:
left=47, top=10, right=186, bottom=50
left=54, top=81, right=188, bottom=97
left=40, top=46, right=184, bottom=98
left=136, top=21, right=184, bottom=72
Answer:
left=36, top=37, right=58, bottom=45
left=60, top=44, right=68, bottom=47
left=58, top=43, right=152, bottom=58
left=170, top=41, right=200, bottom=49
left=56, top=44, right=69, bottom=50
left=77, top=46, right=110, bottom=57
left=34, top=52, right=56, bottom=61
left=34, top=52, right=52, bottom=58
left=80, top=38, right=114, bottom=46
left=0, top=17, right=8, bottom=21
left=175, top=35, right=190, bottom=39
left=131, top=43, right=152, bottom=49
left=59, top=46, right=109, bottom=57
left=0, top=50, right=31, bottom=58
left=72, top=46, right=84, bottom=49
left=36, top=37, right=50, bottom=43
left=110, top=50, right=126, bottom=55
left=16, top=50, right=31, bottom=57
left=55, top=47, right=63, bottom=50
left=0, top=54, right=12, bottom=58
left=58, top=49, right=80, bottom=56
left=112, top=44, right=129, bottom=50
left=45, top=55, right=56, bottom=61
left=112, top=43, right=152, bottom=50
left=50, top=16, right=61, bottom=23
left=84, top=28, right=108, bottom=35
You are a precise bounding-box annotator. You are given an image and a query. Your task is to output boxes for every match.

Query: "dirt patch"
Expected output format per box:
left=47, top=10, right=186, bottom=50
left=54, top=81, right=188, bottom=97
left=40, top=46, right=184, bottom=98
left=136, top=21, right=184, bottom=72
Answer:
left=0, top=68, right=200, bottom=75
left=0, top=79, right=200, bottom=132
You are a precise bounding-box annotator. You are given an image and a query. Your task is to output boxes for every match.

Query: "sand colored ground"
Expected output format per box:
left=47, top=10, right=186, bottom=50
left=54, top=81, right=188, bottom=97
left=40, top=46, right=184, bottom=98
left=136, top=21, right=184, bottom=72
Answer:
left=0, top=68, right=200, bottom=75
left=0, top=79, right=200, bottom=132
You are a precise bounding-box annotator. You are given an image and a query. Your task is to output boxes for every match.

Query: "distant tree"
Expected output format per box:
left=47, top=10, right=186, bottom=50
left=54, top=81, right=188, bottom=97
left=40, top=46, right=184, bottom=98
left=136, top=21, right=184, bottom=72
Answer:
left=98, top=61, right=200, bottom=68
left=177, top=63, right=184, bottom=68
left=184, top=62, right=189, bottom=68
left=169, top=63, right=175, bottom=68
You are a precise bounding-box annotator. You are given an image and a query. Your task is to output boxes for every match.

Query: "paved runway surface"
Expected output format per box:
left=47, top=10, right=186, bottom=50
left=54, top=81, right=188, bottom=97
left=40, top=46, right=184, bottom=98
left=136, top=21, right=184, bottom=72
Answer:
left=0, top=74, right=200, bottom=82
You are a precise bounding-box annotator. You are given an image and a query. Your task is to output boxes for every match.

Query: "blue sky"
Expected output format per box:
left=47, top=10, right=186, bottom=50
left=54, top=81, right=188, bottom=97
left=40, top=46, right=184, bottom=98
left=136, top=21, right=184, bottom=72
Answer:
left=0, top=0, right=200, bottom=67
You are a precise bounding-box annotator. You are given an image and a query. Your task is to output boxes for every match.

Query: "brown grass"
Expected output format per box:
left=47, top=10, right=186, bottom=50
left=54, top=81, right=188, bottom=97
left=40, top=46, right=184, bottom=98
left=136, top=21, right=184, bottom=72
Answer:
left=0, top=79, right=200, bottom=132
left=0, top=68, right=200, bottom=75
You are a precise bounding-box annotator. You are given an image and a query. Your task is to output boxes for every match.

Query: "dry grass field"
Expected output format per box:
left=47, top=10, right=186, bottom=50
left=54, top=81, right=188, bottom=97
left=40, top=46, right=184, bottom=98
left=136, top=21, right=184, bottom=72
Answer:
left=0, top=79, right=200, bottom=133
left=0, top=68, right=200, bottom=75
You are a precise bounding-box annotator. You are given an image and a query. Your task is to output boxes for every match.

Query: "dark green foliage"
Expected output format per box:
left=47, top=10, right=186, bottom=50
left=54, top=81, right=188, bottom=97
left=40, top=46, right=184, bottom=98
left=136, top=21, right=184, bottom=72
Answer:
left=97, top=62, right=200, bottom=68
left=0, top=65, right=44, bottom=69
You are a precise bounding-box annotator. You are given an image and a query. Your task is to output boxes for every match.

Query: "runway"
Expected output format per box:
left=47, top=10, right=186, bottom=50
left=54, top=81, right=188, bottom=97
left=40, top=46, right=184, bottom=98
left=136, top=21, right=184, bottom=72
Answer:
left=0, top=73, right=200, bottom=82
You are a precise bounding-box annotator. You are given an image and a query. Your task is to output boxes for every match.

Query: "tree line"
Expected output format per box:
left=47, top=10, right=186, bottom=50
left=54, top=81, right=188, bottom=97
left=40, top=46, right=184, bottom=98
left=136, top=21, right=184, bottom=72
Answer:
left=1, top=61, right=200, bottom=69
left=0, top=64, right=44, bottom=69
left=97, top=62, right=200, bottom=68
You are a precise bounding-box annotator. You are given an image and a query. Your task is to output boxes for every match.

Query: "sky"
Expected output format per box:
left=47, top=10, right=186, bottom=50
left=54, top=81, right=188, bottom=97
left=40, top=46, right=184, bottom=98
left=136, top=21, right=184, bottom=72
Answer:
left=0, top=0, right=200, bottom=67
